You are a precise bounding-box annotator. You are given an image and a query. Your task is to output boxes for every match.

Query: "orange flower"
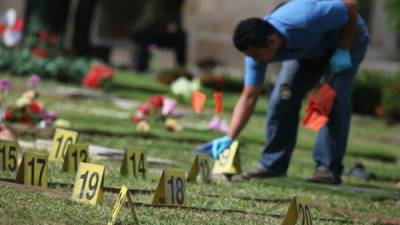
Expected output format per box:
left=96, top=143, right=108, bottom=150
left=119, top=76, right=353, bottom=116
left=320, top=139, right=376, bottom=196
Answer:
left=394, top=83, right=400, bottom=92
left=375, top=106, right=384, bottom=117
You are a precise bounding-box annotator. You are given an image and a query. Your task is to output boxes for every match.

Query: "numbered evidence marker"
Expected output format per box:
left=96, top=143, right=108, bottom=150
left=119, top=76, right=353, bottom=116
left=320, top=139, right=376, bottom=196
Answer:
left=72, top=163, right=104, bottom=205
left=281, top=196, right=313, bottom=225
left=62, top=144, right=89, bottom=174
left=49, top=128, right=79, bottom=161
left=16, top=151, right=48, bottom=187
left=187, top=154, right=211, bottom=183
left=0, top=140, right=18, bottom=174
left=212, top=141, right=241, bottom=175
left=107, top=185, right=139, bottom=225
left=152, top=169, right=186, bottom=205
left=120, top=149, right=147, bottom=179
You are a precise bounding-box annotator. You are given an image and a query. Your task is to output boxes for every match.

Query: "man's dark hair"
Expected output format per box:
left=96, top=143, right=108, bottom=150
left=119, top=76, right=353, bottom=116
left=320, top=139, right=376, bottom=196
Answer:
left=233, top=18, right=276, bottom=52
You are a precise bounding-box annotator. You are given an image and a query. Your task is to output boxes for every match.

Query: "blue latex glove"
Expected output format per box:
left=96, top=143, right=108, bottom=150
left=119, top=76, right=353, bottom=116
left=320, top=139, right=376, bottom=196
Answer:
left=211, top=136, right=233, bottom=159
left=330, top=48, right=352, bottom=74
left=195, top=136, right=233, bottom=159
left=195, top=141, right=213, bottom=155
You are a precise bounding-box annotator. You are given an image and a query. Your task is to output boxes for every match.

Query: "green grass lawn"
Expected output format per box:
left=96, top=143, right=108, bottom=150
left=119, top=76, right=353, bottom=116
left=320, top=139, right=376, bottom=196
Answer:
left=0, top=71, right=399, bottom=225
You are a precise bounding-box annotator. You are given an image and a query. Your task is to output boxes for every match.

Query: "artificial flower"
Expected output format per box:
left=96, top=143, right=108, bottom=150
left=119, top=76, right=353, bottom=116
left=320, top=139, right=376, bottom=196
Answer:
left=165, top=118, right=182, bottom=132
left=208, top=116, right=229, bottom=133
left=82, top=64, right=113, bottom=89
left=27, top=74, right=41, bottom=88
left=0, top=79, right=11, bottom=91
left=161, top=98, right=176, bottom=115
left=136, top=121, right=150, bottom=133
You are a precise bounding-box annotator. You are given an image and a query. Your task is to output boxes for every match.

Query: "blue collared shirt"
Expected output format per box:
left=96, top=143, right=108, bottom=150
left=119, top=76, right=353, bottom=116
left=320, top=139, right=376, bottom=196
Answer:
left=244, top=0, right=369, bottom=86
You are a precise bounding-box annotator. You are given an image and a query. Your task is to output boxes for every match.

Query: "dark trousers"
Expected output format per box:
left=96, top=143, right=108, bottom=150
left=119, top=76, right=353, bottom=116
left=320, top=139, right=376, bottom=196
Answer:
left=259, top=39, right=368, bottom=178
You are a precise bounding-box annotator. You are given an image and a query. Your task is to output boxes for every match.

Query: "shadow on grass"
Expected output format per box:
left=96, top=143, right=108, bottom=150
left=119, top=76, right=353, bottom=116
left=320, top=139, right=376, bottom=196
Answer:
left=262, top=177, right=400, bottom=201
left=296, top=143, right=397, bottom=163
left=78, top=128, right=208, bottom=144
left=112, top=83, right=168, bottom=95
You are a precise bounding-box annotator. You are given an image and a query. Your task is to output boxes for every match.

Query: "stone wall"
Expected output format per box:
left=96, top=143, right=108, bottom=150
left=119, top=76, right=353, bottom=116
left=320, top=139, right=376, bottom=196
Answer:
left=184, top=0, right=283, bottom=70
left=368, top=0, right=399, bottom=60
left=183, top=0, right=399, bottom=71
left=0, top=0, right=24, bottom=16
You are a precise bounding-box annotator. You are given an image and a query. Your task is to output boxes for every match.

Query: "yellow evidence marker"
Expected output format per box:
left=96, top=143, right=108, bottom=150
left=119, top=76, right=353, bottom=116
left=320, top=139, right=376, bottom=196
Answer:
left=49, top=128, right=79, bottom=161
left=107, top=185, right=139, bottom=225
left=72, top=162, right=104, bottom=205
left=62, top=143, right=89, bottom=174
left=187, top=154, right=211, bottom=183
left=152, top=169, right=186, bottom=205
left=120, top=148, right=147, bottom=179
left=212, top=141, right=241, bottom=175
left=0, top=140, right=18, bottom=173
left=16, top=151, right=48, bottom=188
left=281, top=196, right=313, bottom=225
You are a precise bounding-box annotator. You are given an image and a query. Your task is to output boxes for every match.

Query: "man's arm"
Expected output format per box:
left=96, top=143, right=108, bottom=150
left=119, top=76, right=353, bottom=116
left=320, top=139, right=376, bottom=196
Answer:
left=338, top=0, right=359, bottom=49
left=227, top=85, right=263, bottom=139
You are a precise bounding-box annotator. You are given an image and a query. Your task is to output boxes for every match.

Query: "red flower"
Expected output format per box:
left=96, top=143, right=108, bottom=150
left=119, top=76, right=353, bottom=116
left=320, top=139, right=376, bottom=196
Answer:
left=131, top=114, right=143, bottom=124
left=31, top=47, right=48, bottom=58
left=82, top=64, right=113, bottom=89
left=28, top=101, right=44, bottom=113
left=0, top=24, right=6, bottom=35
left=38, top=31, right=48, bottom=41
left=12, top=18, right=24, bottom=32
left=21, top=116, right=34, bottom=126
left=137, top=104, right=151, bottom=116
left=82, top=73, right=101, bottom=89
left=4, top=108, right=14, bottom=120
left=49, top=34, right=59, bottom=43
left=149, top=96, right=164, bottom=107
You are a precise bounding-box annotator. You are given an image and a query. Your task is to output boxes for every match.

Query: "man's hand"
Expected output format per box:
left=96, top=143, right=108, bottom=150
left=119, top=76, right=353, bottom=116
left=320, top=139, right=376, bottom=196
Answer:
left=211, top=136, right=233, bottom=159
left=195, top=136, right=233, bottom=159
left=330, top=48, right=352, bottom=74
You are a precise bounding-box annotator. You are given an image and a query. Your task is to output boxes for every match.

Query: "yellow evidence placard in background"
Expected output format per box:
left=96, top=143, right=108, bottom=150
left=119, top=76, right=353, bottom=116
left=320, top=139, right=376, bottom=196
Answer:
left=62, top=143, right=89, bottom=174
left=187, top=154, right=211, bottom=183
left=152, top=169, right=186, bottom=205
left=16, top=151, right=48, bottom=188
left=49, top=128, right=79, bottom=161
left=120, top=148, right=147, bottom=179
left=72, top=162, right=104, bottom=205
left=212, top=141, right=241, bottom=175
left=107, top=185, right=139, bottom=225
left=281, top=196, right=313, bottom=225
left=0, top=140, right=19, bottom=173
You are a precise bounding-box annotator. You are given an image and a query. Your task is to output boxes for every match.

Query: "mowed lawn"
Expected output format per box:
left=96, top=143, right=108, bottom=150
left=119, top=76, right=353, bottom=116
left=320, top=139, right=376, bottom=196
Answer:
left=0, top=71, right=399, bottom=225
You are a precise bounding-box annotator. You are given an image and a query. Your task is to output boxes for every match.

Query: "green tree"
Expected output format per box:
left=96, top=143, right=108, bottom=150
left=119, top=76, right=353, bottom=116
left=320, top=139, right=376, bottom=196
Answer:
left=387, top=0, right=400, bottom=31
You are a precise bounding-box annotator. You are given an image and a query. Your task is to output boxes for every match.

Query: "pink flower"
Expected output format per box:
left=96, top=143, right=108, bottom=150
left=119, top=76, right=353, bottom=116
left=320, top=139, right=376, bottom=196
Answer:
left=27, top=74, right=41, bottom=88
left=0, top=80, right=11, bottom=91
left=161, top=98, right=176, bottom=115
left=208, top=117, right=229, bottom=133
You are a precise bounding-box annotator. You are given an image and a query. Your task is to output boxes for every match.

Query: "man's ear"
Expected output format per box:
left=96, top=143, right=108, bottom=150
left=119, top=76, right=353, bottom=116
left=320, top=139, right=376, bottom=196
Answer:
left=267, top=34, right=277, bottom=48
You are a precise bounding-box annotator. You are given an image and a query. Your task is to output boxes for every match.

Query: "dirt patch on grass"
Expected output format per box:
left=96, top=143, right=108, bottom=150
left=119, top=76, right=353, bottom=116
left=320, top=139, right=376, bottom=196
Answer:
left=0, top=180, right=68, bottom=199
left=319, top=206, right=400, bottom=225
